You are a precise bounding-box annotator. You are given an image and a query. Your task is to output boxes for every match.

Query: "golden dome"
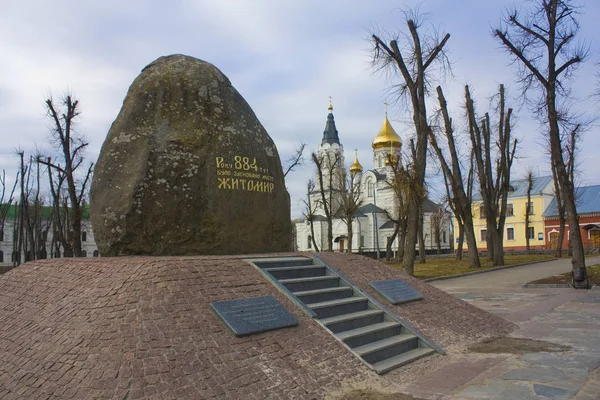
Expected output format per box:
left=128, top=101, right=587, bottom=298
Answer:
left=372, top=116, right=402, bottom=149
left=349, top=149, right=363, bottom=173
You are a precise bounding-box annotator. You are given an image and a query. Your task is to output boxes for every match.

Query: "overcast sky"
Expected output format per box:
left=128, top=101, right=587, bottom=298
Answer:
left=1, top=0, right=599, bottom=218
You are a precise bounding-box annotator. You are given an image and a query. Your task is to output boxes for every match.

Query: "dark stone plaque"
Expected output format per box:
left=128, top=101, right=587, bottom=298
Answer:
left=210, top=296, right=298, bottom=336
left=369, top=279, right=423, bottom=305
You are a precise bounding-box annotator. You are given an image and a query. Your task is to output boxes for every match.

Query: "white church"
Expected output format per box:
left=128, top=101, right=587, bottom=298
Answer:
left=294, top=102, right=453, bottom=256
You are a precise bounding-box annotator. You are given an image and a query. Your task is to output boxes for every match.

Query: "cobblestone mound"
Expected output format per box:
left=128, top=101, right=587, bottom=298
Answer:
left=0, top=253, right=515, bottom=399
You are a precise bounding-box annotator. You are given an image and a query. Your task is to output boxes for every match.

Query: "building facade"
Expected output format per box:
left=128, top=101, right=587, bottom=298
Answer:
left=295, top=103, right=452, bottom=255
left=0, top=206, right=98, bottom=266
left=463, top=176, right=555, bottom=252
left=543, top=184, right=600, bottom=250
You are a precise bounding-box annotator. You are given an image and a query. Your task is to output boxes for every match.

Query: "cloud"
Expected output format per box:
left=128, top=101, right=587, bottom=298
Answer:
left=0, top=0, right=598, bottom=221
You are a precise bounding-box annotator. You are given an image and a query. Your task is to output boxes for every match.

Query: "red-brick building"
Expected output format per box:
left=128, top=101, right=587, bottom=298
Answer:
left=543, top=184, right=600, bottom=249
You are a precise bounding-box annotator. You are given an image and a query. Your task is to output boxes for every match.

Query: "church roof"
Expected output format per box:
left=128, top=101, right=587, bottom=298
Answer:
left=358, top=203, right=386, bottom=214
left=321, top=105, right=340, bottom=145
left=372, top=116, right=402, bottom=149
left=349, top=150, right=363, bottom=173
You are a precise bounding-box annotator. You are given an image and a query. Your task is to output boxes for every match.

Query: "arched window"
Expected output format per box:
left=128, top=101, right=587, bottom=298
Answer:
left=81, top=231, right=87, bottom=242
left=81, top=250, right=87, bottom=258
left=0, top=251, right=3, bottom=263
left=367, top=181, right=374, bottom=197
left=93, top=250, right=99, bottom=257
left=0, top=229, right=4, bottom=242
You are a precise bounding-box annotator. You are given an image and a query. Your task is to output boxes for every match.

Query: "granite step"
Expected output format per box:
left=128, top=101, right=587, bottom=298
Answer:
left=372, top=347, right=435, bottom=374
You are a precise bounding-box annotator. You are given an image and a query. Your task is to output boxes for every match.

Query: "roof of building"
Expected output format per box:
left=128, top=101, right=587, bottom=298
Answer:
left=422, top=199, right=445, bottom=213
left=358, top=203, right=386, bottom=214
left=380, top=220, right=395, bottom=229
left=321, top=107, right=340, bottom=145
left=372, top=116, right=402, bottom=149
left=349, top=150, right=363, bottom=173
left=543, top=184, right=600, bottom=217
left=472, top=175, right=553, bottom=201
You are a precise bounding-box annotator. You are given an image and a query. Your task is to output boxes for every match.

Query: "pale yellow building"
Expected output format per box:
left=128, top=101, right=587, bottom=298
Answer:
left=458, top=176, right=554, bottom=252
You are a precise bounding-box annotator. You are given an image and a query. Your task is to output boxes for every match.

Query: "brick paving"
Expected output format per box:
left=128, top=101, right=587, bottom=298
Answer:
left=0, top=253, right=516, bottom=399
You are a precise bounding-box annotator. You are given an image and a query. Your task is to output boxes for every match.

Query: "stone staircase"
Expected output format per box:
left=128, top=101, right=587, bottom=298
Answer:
left=248, top=256, right=441, bottom=374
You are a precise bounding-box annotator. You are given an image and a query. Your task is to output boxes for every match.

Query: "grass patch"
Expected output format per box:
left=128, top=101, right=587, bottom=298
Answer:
left=386, top=254, right=554, bottom=279
left=529, top=264, right=600, bottom=285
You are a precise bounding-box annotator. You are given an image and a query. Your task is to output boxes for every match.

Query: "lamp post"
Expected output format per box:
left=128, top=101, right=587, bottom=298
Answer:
left=374, top=186, right=380, bottom=259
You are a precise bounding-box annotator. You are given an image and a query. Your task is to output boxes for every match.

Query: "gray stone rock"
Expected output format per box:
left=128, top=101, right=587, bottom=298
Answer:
left=90, top=54, right=291, bottom=256
left=533, top=384, right=576, bottom=399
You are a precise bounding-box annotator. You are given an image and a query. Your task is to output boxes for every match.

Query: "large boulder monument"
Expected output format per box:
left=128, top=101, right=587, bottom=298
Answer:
left=90, top=54, right=291, bottom=256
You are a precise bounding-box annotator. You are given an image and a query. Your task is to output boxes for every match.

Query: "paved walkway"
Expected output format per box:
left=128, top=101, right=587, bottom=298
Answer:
left=433, top=256, right=600, bottom=291
left=406, top=257, right=600, bottom=399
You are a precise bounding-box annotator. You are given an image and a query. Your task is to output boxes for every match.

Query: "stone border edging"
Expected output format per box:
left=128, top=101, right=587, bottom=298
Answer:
left=521, top=283, right=572, bottom=288
left=422, top=258, right=555, bottom=282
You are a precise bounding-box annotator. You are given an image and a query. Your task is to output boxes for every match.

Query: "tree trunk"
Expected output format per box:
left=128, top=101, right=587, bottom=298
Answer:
left=346, top=220, right=353, bottom=253
left=396, top=219, right=407, bottom=262
left=386, top=223, right=401, bottom=261
left=456, top=221, right=464, bottom=260
left=463, top=213, right=481, bottom=268
left=418, top=211, right=426, bottom=264
left=548, top=85, right=585, bottom=273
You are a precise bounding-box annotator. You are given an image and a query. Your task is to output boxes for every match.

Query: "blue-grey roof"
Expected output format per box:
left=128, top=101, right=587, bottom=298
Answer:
left=321, top=112, right=340, bottom=145
left=358, top=203, right=386, bottom=214
left=543, top=184, right=600, bottom=217
left=472, top=175, right=553, bottom=201
left=380, top=220, right=395, bottom=230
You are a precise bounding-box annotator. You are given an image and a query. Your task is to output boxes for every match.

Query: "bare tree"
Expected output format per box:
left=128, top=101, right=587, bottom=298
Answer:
left=429, top=86, right=481, bottom=268
left=494, top=0, right=589, bottom=280
left=525, top=170, right=534, bottom=254
left=371, top=10, right=450, bottom=275
left=38, top=95, right=93, bottom=258
left=337, top=169, right=363, bottom=253
left=0, top=169, right=18, bottom=260
left=430, top=206, right=447, bottom=255
left=382, top=148, right=425, bottom=265
left=311, top=151, right=341, bottom=251
left=283, top=142, right=306, bottom=177
left=302, top=179, right=320, bottom=252
left=466, top=84, right=517, bottom=266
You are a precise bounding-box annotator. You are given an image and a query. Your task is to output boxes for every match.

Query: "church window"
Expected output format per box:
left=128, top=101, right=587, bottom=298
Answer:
left=307, top=236, right=312, bottom=249
left=443, top=231, right=447, bottom=243
left=82, top=231, right=87, bottom=242
left=367, top=182, right=374, bottom=197
left=93, top=250, right=99, bottom=257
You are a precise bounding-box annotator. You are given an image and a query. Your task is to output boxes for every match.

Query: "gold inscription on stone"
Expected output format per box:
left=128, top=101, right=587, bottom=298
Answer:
left=216, top=155, right=275, bottom=193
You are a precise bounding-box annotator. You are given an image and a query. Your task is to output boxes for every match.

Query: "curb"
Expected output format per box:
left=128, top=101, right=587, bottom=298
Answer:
left=422, top=258, right=556, bottom=282
left=520, top=283, right=572, bottom=288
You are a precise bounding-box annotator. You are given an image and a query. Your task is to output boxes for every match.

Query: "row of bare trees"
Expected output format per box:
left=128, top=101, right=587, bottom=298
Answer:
left=1, top=95, right=93, bottom=266
left=364, top=0, right=592, bottom=276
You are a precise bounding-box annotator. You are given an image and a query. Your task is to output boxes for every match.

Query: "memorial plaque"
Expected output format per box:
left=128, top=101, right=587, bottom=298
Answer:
left=210, top=296, right=298, bottom=336
left=369, top=279, right=423, bottom=305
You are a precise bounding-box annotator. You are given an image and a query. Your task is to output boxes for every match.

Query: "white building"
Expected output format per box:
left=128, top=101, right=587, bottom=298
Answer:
left=295, top=103, right=452, bottom=256
left=0, top=205, right=98, bottom=266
